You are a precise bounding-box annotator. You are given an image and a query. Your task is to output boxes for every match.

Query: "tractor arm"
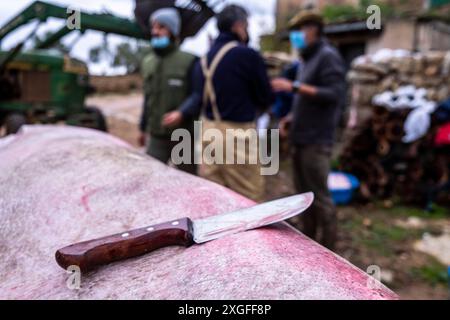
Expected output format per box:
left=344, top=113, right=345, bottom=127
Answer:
left=0, top=1, right=148, bottom=49
left=35, top=26, right=73, bottom=49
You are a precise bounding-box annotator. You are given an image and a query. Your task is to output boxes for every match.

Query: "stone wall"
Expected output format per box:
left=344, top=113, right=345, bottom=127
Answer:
left=349, top=49, right=450, bottom=110
left=90, top=74, right=143, bottom=94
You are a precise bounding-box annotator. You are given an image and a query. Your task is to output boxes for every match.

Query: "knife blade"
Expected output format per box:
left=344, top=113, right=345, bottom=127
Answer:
left=55, top=192, right=313, bottom=272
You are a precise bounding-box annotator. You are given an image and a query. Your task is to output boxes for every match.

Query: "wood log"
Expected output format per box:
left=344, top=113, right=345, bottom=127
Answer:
left=338, top=102, right=447, bottom=205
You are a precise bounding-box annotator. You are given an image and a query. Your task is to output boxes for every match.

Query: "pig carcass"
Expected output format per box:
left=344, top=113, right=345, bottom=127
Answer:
left=0, top=125, right=398, bottom=299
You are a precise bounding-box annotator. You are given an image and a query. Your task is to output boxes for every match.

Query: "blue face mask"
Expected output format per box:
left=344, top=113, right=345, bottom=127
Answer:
left=290, top=31, right=306, bottom=50
left=151, top=36, right=170, bottom=49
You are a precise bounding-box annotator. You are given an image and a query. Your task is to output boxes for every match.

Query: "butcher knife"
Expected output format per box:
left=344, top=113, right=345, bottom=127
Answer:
left=55, top=192, right=314, bottom=272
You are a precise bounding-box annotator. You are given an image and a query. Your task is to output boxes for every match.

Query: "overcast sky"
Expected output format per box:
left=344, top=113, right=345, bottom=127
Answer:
left=0, top=0, right=276, bottom=75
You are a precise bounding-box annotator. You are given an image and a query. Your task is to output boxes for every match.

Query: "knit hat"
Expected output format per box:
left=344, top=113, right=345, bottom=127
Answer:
left=150, top=8, right=181, bottom=37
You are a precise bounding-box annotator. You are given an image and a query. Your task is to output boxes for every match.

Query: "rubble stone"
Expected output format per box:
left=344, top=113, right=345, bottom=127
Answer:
left=349, top=50, right=450, bottom=104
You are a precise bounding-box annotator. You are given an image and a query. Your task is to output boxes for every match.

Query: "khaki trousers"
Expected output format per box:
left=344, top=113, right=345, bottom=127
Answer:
left=200, top=118, right=264, bottom=202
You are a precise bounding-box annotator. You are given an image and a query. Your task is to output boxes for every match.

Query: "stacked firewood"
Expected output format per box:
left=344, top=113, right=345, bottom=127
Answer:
left=339, top=107, right=448, bottom=204
left=339, top=50, right=450, bottom=205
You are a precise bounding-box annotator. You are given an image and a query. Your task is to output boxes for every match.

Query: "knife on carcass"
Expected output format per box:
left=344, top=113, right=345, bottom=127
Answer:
left=55, top=192, right=314, bottom=272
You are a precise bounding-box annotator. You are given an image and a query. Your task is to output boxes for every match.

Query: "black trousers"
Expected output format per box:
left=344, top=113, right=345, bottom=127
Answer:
left=147, top=134, right=197, bottom=176
left=292, top=144, right=337, bottom=250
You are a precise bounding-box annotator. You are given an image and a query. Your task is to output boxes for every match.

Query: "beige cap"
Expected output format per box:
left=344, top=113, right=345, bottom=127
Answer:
left=289, top=9, right=324, bottom=30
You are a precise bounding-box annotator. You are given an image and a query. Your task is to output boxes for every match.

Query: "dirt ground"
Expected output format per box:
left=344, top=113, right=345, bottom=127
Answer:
left=88, top=93, right=450, bottom=300
left=263, top=159, right=450, bottom=300
left=88, top=92, right=143, bottom=148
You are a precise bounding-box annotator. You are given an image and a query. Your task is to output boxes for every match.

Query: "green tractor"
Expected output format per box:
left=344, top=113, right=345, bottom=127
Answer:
left=0, top=0, right=215, bottom=135
left=0, top=49, right=108, bottom=134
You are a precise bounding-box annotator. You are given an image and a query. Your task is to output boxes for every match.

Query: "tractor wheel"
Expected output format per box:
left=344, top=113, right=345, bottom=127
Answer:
left=67, top=107, right=108, bottom=132
left=5, top=113, right=26, bottom=135
left=85, top=106, right=108, bottom=132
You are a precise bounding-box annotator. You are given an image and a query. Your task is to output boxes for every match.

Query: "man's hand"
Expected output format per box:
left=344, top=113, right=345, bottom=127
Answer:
left=271, top=78, right=293, bottom=92
left=279, top=114, right=293, bottom=139
left=162, top=111, right=183, bottom=128
left=138, top=132, right=147, bottom=147
left=272, top=78, right=318, bottom=97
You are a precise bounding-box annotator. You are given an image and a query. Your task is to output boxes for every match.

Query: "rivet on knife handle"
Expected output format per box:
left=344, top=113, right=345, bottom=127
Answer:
left=55, top=218, right=194, bottom=272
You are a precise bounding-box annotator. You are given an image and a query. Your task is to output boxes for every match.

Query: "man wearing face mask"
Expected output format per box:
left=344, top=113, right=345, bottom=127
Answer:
left=271, top=9, right=345, bottom=250
left=163, top=5, right=274, bottom=202
left=139, top=8, right=197, bottom=175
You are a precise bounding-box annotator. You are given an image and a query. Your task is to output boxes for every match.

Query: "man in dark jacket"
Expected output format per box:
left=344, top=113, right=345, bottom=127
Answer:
left=163, top=5, right=274, bottom=201
left=271, top=10, right=346, bottom=250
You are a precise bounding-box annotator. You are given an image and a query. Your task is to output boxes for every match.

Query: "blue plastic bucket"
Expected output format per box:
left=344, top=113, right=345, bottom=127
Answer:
left=328, top=172, right=360, bottom=205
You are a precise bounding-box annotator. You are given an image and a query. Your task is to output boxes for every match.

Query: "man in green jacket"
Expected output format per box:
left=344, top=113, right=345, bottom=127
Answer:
left=139, top=8, right=197, bottom=175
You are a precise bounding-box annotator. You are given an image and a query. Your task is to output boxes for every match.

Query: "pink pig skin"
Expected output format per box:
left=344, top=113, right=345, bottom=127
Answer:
left=0, top=125, right=398, bottom=300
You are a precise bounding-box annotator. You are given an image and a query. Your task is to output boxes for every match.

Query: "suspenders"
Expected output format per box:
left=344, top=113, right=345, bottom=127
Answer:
left=200, top=41, right=238, bottom=122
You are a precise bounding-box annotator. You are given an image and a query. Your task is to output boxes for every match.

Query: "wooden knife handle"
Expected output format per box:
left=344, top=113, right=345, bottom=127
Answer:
left=55, top=217, right=194, bottom=272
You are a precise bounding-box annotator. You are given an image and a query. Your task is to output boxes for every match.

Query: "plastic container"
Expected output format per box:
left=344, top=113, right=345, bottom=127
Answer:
left=328, top=172, right=360, bottom=205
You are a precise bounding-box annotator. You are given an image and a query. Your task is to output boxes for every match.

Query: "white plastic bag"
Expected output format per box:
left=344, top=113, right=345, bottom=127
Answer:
left=403, top=108, right=431, bottom=143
